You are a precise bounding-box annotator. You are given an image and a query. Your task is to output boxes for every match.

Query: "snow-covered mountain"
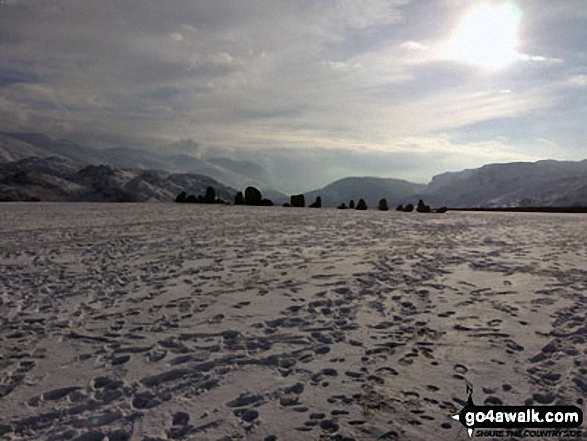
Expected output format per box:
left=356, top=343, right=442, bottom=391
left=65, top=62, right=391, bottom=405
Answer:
left=0, top=132, right=284, bottom=199
left=415, top=160, right=587, bottom=207
left=2, top=132, right=586, bottom=207
left=0, top=156, right=236, bottom=202
left=300, top=160, right=587, bottom=209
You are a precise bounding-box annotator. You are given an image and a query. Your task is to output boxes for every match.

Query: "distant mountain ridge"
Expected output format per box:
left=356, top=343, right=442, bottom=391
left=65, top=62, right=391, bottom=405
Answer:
left=301, top=160, right=587, bottom=209
left=0, top=156, right=236, bottom=202
left=0, top=131, right=286, bottom=200
left=415, top=160, right=587, bottom=208
left=1, top=131, right=586, bottom=207
left=304, top=177, right=426, bottom=208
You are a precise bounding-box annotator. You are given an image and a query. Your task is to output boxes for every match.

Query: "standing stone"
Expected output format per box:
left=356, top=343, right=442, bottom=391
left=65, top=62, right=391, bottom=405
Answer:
left=244, top=187, right=263, bottom=205
left=234, top=191, right=245, bottom=205
left=290, top=194, right=305, bottom=207
left=356, top=199, right=367, bottom=210
left=175, top=191, right=187, bottom=203
left=309, top=196, right=322, bottom=208
left=204, top=186, right=216, bottom=204
left=417, top=199, right=431, bottom=213
left=378, top=199, right=389, bottom=211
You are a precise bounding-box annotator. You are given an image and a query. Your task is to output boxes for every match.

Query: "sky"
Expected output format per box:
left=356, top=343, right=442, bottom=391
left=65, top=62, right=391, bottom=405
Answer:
left=0, top=0, right=586, bottom=192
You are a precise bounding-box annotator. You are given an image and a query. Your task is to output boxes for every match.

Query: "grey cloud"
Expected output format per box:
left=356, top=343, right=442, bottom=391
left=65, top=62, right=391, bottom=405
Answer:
left=0, top=0, right=585, bottom=186
left=166, top=139, right=202, bottom=155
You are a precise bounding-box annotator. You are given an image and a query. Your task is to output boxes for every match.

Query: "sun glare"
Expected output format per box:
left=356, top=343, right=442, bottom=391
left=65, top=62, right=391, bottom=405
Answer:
left=442, top=3, right=522, bottom=70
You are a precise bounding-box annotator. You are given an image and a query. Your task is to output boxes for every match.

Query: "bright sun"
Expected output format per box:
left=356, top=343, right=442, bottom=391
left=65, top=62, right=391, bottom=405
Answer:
left=442, top=3, right=522, bottom=70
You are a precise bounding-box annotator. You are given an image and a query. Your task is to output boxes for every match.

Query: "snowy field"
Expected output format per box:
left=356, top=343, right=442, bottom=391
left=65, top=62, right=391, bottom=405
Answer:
left=0, top=203, right=585, bottom=441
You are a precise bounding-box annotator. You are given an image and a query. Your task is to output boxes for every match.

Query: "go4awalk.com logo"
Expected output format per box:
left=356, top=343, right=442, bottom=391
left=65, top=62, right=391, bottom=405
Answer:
left=451, top=386, right=583, bottom=438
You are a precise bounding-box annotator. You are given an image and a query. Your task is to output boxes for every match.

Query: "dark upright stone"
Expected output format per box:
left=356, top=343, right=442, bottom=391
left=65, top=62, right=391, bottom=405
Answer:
left=309, top=196, right=322, bottom=208
left=245, top=187, right=263, bottom=205
left=290, top=194, right=305, bottom=207
left=175, top=191, right=187, bottom=203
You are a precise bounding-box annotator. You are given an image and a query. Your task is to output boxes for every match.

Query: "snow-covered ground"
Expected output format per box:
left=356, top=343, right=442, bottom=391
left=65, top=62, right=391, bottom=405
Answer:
left=0, top=203, right=585, bottom=440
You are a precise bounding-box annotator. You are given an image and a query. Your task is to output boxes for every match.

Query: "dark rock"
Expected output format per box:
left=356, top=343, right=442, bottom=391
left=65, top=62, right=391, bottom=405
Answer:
left=349, top=200, right=355, bottom=209
left=234, top=191, right=245, bottom=205
left=355, top=199, right=367, bottom=210
left=403, top=203, right=414, bottom=212
left=175, top=191, right=187, bottom=203
left=309, top=196, right=322, bottom=208
left=282, top=203, right=291, bottom=207
left=204, top=186, right=216, bottom=203
left=396, top=204, right=403, bottom=211
left=378, top=199, right=389, bottom=211
left=416, top=199, right=431, bottom=213
left=245, top=186, right=263, bottom=205
left=435, top=206, right=448, bottom=213
left=260, top=198, right=274, bottom=206
left=337, top=203, right=347, bottom=209
left=290, top=194, right=306, bottom=207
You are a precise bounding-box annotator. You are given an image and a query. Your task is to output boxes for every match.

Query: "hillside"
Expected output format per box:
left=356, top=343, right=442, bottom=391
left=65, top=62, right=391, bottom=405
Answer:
left=2, top=131, right=587, bottom=208
left=304, top=177, right=426, bottom=208
left=416, top=160, right=587, bottom=207
left=0, top=156, right=236, bottom=202
left=0, top=132, right=285, bottom=199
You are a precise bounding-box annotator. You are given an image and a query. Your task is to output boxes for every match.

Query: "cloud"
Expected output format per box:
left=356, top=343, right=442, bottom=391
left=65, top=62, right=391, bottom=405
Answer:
left=169, top=32, right=184, bottom=42
left=237, top=133, right=547, bottom=192
left=400, top=41, right=429, bottom=51
left=164, top=139, right=203, bottom=157
left=520, top=54, right=564, bottom=64
left=568, top=75, right=587, bottom=87
left=0, top=0, right=584, bottom=188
